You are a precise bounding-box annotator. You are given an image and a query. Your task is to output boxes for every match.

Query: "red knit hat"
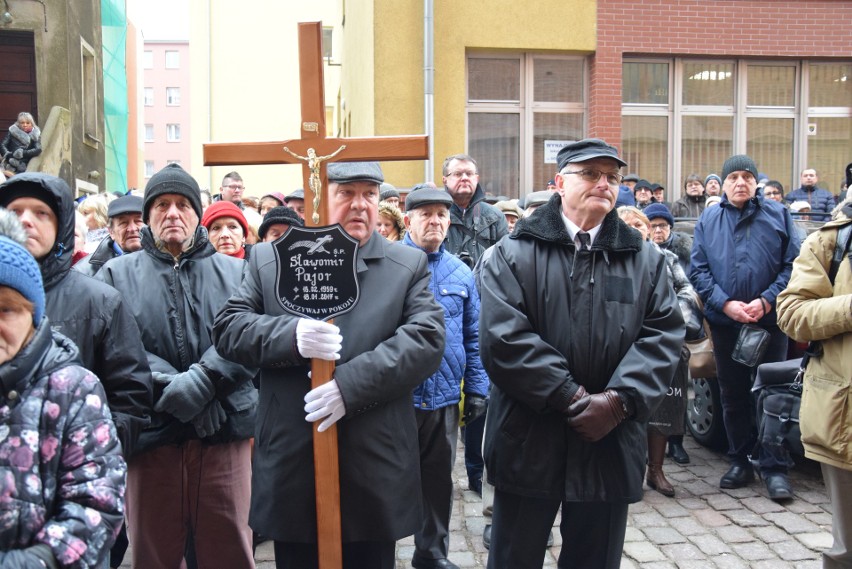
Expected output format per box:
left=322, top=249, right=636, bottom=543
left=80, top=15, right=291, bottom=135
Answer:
left=201, top=201, right=248, bottom=236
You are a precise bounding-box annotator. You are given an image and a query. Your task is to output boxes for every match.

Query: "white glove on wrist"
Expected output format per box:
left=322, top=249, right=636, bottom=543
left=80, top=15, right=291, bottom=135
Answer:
left=304, top=379, right=346, bottom=432
left=296, top=318, right=342, bottom=361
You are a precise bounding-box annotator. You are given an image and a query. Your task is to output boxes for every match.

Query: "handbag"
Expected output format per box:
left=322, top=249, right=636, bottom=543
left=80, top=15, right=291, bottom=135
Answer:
left=752, top=358, right=805, bottom=457
left=731, top=324, right=771, bottom=367
left=686, top=318, right=716, bottom=378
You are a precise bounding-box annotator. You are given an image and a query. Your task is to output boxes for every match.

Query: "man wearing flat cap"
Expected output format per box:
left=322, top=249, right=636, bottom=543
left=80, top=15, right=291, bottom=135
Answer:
left=689, top=154, right=800, bottom=501
left=97, top=163, right=259, bottom=567
left=401, top=189, right=489, bottom=569
left=479, top=138, right=684, bottom=568
left=214, top=161, right=445, bottom=568
left=75, top=194, right=144, bottom=276
left=284, top=188, right=306, bottom=220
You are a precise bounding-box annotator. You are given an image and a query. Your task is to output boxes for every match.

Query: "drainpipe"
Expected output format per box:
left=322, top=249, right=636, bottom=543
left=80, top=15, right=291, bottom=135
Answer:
left=424, top=0, right=434, bottom=181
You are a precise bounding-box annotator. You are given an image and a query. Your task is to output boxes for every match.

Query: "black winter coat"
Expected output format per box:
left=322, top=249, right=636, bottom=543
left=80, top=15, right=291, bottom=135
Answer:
left=73, top=236, right=120, bottom=277
left=479, top=194, right=685, bottom=502
left=445, top=183, right=508, bottom=266
left=213, top=233, right=445, bottom=543
left=8, top=173, right=153, bottom=459
left=98, top=226, right=257, bottom=453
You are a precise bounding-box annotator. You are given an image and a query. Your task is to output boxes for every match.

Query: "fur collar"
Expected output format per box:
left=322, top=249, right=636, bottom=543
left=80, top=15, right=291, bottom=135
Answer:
left=512, top=193, right=643, bottom=253
left=8, top=123, right=40, bottom=145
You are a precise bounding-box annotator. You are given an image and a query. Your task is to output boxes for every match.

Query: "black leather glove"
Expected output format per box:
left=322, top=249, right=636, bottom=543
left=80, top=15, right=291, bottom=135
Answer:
left=565, top=389, right=627, bottom=442
left=463, top=395, right=487, bottom=424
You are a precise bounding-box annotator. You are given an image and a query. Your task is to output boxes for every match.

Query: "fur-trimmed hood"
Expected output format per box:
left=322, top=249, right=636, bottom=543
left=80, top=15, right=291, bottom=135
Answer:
left=511, top=192, right=643, bottom=253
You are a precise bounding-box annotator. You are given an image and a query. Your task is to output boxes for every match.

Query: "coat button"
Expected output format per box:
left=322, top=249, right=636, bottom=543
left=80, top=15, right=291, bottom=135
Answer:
left=7, top=391, right=18, bottom=400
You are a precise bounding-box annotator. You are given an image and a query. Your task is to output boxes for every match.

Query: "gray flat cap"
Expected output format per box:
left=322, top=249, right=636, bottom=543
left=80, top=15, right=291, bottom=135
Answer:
left=404, top=188, right=453, bottom=211
left=327, top=161, right=384, bottom=185
left=107, top=195, right=144, bottom=218
left=285, top=188, right=304, bottom=202
left=524, top=190, right=553, bottom=209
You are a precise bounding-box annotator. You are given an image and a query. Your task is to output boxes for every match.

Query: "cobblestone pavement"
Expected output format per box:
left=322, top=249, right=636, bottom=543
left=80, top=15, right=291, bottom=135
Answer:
left=125, top=435, right=832, bottom=568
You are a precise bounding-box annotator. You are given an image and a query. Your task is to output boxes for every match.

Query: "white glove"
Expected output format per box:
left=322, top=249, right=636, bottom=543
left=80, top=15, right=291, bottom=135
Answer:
left=304, top=379, right=346, bottom=432
left=296, top=318, right=342, bottom=361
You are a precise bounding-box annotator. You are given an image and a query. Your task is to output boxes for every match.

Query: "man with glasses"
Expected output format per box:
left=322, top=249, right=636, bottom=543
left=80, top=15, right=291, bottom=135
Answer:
left=479, top=138, right=683, bottom=569
left=763, top=181, right=785, bottom=203
left=216, top=171, right=246, bottom=208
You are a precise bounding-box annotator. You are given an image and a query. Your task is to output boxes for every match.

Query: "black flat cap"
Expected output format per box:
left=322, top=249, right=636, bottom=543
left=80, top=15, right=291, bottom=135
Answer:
left=404, top=188, right=453, bottom=211
left=107, top=195, right=144, bottom=218
left=285, top=189, right=304, bottom=202
left=556, top=138, right=627, bottom=171
left=633, top=179, right=652, bottom=191
left=327, top=162, right=384, bottom=185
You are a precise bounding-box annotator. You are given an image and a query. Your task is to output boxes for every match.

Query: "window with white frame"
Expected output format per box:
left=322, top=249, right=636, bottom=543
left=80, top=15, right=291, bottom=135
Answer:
left=81, top=40, right=99, bottom=147
left=144, top=160, right=155, bottom=177
left=144, top=88, right=154, bottom=106
left=166, top=123, right=181, bottom=142
left=166, top=87, right=180, bottom=106
left=622, top=58, right=852, bottom=200
left=165, top=51, right=180, bottom=69
left=144, top=124, right=154, bottom=142
left=143, top=50, right=153, bottom=69
left=466, top=53, right=586, bottom=199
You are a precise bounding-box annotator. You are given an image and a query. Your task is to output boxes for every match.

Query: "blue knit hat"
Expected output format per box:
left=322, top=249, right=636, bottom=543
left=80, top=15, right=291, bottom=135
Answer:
left=0, top=209, right=44, bottom=324
left=643, top=203, right=675, bottom=227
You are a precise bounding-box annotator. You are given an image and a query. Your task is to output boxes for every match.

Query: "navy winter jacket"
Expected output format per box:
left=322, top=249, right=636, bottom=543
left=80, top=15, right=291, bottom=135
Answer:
left=690, top=193, right=799, bottom=327
left=784, top=186, right=836, bottom=221
left=403, top=235, right=489, bottom=410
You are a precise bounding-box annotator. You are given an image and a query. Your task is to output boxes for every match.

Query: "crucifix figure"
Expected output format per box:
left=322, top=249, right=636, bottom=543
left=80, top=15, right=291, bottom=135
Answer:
left=283, top=145, right=346, bottom=223
left=204, top=22, right=430, bottom=569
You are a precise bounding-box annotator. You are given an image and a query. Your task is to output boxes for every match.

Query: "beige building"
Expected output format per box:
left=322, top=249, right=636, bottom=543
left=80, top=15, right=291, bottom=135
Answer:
left=188, top=1, right=343, bottom=198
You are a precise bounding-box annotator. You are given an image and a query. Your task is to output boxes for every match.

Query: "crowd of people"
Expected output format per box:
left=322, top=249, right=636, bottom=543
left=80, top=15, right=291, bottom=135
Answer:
left=0, top=130, right=850, bottom=569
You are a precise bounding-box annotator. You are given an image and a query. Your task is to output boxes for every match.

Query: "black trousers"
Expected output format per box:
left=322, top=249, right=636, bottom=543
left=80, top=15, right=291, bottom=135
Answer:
left=487, top=489, right=628, bottom=569
left=273, top=540, right=395, bottom=569
left=414, top=405, right=460, bottom=560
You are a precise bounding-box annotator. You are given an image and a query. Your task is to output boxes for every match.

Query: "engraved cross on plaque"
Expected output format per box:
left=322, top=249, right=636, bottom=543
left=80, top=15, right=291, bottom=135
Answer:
left=203, top=21, right=428, bottom=569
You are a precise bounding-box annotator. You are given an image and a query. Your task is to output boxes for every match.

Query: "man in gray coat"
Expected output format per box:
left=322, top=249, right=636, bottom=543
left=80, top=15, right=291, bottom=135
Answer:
left=479, top=139, right=684, bottom=569
left=213, top=161, right=445, bottom=569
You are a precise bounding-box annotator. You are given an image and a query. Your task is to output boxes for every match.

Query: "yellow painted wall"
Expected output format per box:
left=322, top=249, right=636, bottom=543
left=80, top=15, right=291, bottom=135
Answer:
left=189, top=1, right=342, bottom=197
left=340, top=2, right=376, bottom=138
left=364, top=0, right=597, bottom=186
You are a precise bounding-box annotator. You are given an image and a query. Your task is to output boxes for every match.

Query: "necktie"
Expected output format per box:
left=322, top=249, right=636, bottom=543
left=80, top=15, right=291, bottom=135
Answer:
left=577, top=231, right=591, bottom=251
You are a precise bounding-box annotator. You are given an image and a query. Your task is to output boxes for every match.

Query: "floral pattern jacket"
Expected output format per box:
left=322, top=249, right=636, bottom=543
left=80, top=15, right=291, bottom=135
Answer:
left=0, top=319, right=126, bottom=568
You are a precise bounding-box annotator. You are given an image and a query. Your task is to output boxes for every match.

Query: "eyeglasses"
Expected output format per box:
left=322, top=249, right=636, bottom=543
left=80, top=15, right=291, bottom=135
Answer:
left=224, top=184, right=244, bottom=191
left=446, top=170, right=477, bottom=179
left=649, top=222, right=670, bottom=231
left=562, top=169, right=623, bottom=186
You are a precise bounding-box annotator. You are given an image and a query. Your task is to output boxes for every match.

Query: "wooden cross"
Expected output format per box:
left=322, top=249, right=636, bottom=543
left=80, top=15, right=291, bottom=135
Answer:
left=203, top=21, right=428, bottom=569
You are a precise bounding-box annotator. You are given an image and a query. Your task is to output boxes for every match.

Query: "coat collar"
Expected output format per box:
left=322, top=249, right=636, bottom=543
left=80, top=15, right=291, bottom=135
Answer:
left=512, top=193, right=643, bottom=253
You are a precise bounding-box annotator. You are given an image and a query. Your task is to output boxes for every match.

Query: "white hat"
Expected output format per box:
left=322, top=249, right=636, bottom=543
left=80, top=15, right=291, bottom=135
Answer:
left=790, top=201, right=811, bottom=213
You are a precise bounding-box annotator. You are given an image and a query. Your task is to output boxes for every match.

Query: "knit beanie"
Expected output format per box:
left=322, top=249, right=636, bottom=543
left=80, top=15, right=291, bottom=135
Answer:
left=0, top=209, right=44, bottom=324
left=704, top=174, right=722, bottom=187
left=721, top=155, right=759, bottom=182
left=201, top=200, right=249, bottom=236
left=258, top=206, right=304, bottom=240
left=643, top=203, right=675, bottom=227
left=143, top=163, right=203, bottom=223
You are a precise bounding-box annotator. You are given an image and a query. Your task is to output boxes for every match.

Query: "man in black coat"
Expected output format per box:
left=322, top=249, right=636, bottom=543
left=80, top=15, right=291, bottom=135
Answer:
left=74, top=194, right=144, bottom=276
left=214, top=162, right=445, bottom=569
left=479, top=139, right=684, bottom=569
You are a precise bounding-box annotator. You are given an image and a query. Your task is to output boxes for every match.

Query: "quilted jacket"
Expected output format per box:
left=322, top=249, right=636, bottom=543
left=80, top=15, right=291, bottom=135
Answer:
left=403, top=235, right=489, bottom=410
left=0, top=319, right=126, bottom=568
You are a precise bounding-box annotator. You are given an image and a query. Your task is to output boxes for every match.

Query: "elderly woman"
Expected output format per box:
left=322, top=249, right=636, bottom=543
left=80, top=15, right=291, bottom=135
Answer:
left=201, top=200, right=251, bottom=260
left=618, top=206, right=697, bottom=497
left=377, top=201, right=405, bottom=242
left=0, top=209, right=125, bottom=568
left=1, top=112, right=41, bottom=175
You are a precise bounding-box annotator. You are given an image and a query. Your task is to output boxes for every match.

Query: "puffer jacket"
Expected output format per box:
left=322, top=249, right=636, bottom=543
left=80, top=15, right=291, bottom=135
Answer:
left=690, top=192, right=800, bottom=327
left=776, top=199, right=852, bottom=470
left=784, top=186, right=836, bottom=221
left=2, top=173, right=153, bottom=459
left=402, top=235, right=489, bottom=410
left=0, top=319, right=125, bottom=569
left=479, top=193, right=684, bottom=502
left=97, top=225, right=257, bottom=453
left=444, top=183, right=508, bottom=266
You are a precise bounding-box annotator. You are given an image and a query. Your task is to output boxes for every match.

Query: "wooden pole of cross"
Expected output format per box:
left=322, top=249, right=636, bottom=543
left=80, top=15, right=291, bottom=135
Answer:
left=203, top=22, right=428, bottom=569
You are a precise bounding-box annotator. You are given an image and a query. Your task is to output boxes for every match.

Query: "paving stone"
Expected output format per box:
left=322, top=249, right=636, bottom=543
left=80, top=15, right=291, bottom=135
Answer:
left=642, top=526, right=687, bottom=545
left=689, top=534, right=733, bottom=556
left=765, top=511, right=824, bottom=534
left=729, top=541, right=775, bottom=560
left=622, top=541, right=666, bottom=562
left=716, top=524, right=757, bottom=544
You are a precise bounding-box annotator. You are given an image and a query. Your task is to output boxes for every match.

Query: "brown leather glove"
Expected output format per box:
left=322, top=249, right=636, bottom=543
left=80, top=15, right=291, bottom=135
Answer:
left=565, top=389, right=627, bottom=442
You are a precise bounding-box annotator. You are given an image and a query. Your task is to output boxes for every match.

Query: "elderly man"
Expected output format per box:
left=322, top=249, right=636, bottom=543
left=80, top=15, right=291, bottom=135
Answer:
left=75, top=194, right=144, bottom=276
left=98, top=163, right=258, bottom=568
left=401, top=188, right=489, bottom=569
left=704, top=174, right=723, bottom=197
left=213, top=162, right=445, bottom=569
left=284, top=188, right=306, bottom=220
left=633, top=178, right=654, bottom=210
left=480, top=139, right=684, bottom=569
left=690, top=154, right=800, bottom=500
left=216, top=170, right=246, bottom=207
left=785, top=168, right=835, bottom=221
